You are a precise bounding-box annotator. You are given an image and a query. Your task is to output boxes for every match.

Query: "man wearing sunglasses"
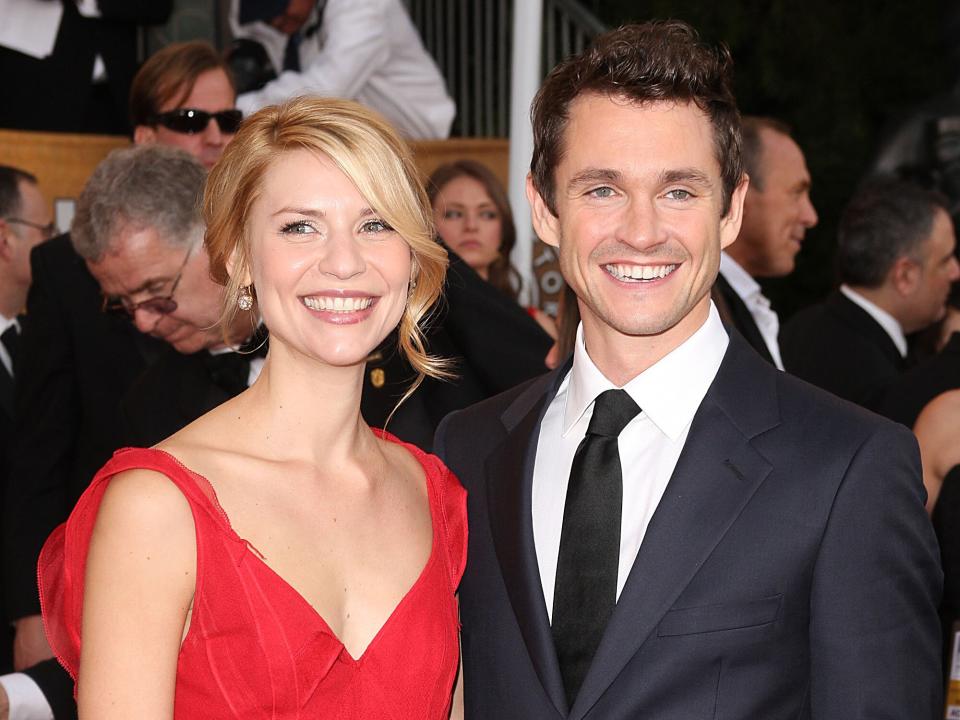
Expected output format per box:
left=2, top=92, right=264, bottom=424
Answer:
left=131, top=41, right=241, bottom=171
left=1, top=42, right=241, bottom=720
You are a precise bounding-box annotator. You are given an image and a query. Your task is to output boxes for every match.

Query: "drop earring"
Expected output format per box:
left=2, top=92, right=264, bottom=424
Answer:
left=237, top=285, right=254, bottom=311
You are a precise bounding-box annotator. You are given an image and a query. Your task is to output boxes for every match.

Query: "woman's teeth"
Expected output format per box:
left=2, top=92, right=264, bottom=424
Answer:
left=302, top=296, right=373, bottom=312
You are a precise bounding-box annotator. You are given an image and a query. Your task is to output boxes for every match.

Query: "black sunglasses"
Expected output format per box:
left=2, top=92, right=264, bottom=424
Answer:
left=149, top=108, right=243, bottom=135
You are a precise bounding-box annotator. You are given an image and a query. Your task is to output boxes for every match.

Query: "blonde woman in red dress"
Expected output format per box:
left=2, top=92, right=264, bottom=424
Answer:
left=40, top=96, right=466, bottom=719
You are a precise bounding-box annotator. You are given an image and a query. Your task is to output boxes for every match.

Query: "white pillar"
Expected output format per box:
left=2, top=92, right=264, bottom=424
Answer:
left=508, top=0, right=543, bottom=306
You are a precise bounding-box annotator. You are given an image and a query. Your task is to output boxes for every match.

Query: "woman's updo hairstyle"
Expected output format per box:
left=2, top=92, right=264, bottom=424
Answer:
left=203, top=95, right=450, bottom=386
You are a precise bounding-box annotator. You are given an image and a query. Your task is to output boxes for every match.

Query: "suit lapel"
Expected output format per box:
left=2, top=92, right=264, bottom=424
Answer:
left=486, top=364, right=570, bottom=717
left=570, top=336, right=780, bottom=719
left=0, top=363, right=13, bottom=418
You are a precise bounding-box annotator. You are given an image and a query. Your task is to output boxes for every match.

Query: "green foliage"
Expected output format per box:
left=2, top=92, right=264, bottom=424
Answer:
left=581, top=0, right=952, bottom=316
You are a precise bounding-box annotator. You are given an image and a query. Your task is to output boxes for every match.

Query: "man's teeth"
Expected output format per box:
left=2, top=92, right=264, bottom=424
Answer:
left=302, top=296, right=374, bottom=312
left=606, top=263, right=677, bottom=281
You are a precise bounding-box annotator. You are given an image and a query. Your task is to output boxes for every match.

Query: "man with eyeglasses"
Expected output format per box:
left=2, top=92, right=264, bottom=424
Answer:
left=1, top=42, right=241, bottom=720
left=0, top=165, right=52, bottom=682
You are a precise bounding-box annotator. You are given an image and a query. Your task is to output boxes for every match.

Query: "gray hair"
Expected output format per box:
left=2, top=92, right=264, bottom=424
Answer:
left=838, top=180, right=949, bottom=287
left=71, top=145, right=206, bottom=261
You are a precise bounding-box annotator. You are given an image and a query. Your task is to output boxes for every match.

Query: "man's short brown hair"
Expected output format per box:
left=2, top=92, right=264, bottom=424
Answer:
left=129, top=41, right=235, bottom=129
left=530, top=20, right=743, bottom=216
left=741, top=116, right=793, bottom=191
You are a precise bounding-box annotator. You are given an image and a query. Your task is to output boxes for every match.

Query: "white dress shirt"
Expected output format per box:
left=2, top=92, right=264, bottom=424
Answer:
left=532, top=303, right=729, bottom=621
left=234, top=0, right=455, bottom=140
left=719, top=252, right=784, bottom=370
left=0, top=313, right=18, bottom=377
left=840, top=285, right=908, bottom=358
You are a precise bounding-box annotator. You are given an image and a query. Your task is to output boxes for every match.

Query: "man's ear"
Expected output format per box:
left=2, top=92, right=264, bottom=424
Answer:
left=890, top=255, right=922, bottom=297
left=0, top=220, right=13, bottom=262
left=719, top=174, right=750, bottom=251
left=133, top=125, right=157, bottom=146
left=526, top=174, right=561, bottom=248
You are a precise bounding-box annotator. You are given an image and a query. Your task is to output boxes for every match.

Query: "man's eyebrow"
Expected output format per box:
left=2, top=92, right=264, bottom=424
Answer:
left=566, top=168, right=622, bottom=192
left=114, top=276, right=172, bottom=297
left=659, top=168, right=713, bottom=187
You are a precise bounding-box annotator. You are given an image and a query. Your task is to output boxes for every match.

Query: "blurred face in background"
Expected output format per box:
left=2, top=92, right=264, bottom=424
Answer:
left=734, top=129, right=818, bottom=277
left=432, top=175, right=503, bottom=280
left=134, top=68, right=239, bottom=170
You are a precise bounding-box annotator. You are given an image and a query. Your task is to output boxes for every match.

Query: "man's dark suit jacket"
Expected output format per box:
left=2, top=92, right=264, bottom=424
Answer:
left=711, top=272, right=775, bottom=365
left=435, top=332, right=942, bottom=719
left=780, top=289, right=909, bottom=411
left=3, top=236, right=165, bottom=718
left=0, top=337, right=15, bottom=675
left=879, top=331, right=960, bottom=427
left=0, top=1, right=172, bottom=134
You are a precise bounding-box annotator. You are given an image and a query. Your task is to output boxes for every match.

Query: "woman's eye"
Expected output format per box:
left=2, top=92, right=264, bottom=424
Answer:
left=589, top=186, right=616, bottom=199
left=665, top=189, right=692, bottom=201
left=443, top=209, right=462, bottom=220
left=361, top=218, right=393, bottom=234
left=480, top=210, right=499, bottom=221
left=280, top=220, right=315, bottom=234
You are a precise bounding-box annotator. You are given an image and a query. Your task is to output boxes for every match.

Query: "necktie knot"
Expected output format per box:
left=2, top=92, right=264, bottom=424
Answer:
left=586, top=389, right=640, bottom=438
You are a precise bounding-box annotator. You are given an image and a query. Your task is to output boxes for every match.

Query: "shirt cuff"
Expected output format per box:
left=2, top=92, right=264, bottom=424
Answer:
left=0, top=674, right=54, bottom=720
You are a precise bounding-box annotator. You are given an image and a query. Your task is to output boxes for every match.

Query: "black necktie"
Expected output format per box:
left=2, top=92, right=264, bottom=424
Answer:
left=552, top=388, right=641, bottom=707
left=1, top=324, right=19, bottom=371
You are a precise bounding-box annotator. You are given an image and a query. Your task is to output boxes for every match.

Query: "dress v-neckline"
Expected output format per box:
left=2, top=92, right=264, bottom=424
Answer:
left=155, top=443, right=439, bottom=664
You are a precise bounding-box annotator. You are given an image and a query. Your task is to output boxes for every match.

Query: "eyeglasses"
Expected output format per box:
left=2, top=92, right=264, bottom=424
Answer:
left=101, top=245, right=194, bottom=317
left=148, top=108, right=243, bottom=135
left=5, top=217, right=57, bottom=239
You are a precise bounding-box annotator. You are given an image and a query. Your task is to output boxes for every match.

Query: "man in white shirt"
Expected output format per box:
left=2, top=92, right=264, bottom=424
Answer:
left=781, top=180, right=960, bottom=411
left=231, top=0, right=455, bottom=140
left=436, top=21, right=941, bottom=720
left=714, top=117, right=818, bottom=369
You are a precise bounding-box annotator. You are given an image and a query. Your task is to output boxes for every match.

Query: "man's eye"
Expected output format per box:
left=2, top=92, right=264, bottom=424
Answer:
left=280, top=220, right=315, bottom=234
left=361, top=219, right=393, bottom=234
left=588, top=186, right=616, bottom=198
left=665, top=189, right=692, bottom=201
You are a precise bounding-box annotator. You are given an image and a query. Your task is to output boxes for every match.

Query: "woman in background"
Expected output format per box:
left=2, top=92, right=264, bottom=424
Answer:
left=429, top=159, right=556, bottom=338
left=40, top=96, right=465, bottom=719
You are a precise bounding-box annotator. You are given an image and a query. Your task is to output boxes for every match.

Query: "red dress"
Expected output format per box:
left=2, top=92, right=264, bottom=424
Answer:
left=39, top=437, right=467, bottom=719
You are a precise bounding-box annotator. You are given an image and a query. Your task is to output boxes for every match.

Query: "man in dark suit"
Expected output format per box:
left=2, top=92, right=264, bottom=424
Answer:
left=0, top=167, right=76, bottom=718
left=436, top=22, right=942, bottom=719
left=781, top=180, right=960, bottom=412
left=713, top=117, right=818, bottom=368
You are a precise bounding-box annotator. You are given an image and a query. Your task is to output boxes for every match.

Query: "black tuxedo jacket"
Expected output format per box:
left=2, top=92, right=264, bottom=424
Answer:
left=435, top=332, right=941, bottom=719
left=880, top=331, right=960, bottom=427
left=120, top=350, right=236, bottom=448
left=712, top=272, right=776, bottom=365
left=4, top=236, right=166, bottom=620
left=0, top=341, right=14, bottom=675
left=780, top=290, right=908, bottom=411
left=2, top=236, right=164, bottom=717
left=362, top=251, right=552, bottom=450
left=0, top=0, right=172, bottom=134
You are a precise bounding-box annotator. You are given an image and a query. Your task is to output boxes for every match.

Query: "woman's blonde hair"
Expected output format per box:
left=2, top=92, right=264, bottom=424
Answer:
left=203, top=95, right=450, bottom=390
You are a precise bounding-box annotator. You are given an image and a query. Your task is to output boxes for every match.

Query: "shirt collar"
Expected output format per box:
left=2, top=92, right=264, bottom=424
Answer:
left=564, top=302, right=730, bottom=440
left=719, top=252, right=763, bottom=301
left=0, top=313, right=19, bottom=336
left=839, top=285, right=908, bottom=357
